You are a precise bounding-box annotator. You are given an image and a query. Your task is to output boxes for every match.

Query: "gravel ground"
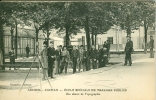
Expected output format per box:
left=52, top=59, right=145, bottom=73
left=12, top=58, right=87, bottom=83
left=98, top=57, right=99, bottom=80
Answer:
left=0, top=53, right=155, bottom=100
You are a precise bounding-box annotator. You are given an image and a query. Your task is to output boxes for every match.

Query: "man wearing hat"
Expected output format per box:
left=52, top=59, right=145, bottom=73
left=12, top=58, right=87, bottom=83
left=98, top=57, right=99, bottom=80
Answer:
left=55, top=46, right=61, bottom=74
left=149, top=35, right=154, bottom=58
left=90, top=45, right=97, bottom=69
left=47, top=41, right=55, bottom=78
left=78, top=45, right=86, bottom=72
left=71, top=45, right=79, bottom=74
left=40, top=43, right=48, bottom=80
left=124, top=35, right=133, bottom=66
left=60, top=46, right=70, bottom=74
left=103, top=40, right=110, bottom=64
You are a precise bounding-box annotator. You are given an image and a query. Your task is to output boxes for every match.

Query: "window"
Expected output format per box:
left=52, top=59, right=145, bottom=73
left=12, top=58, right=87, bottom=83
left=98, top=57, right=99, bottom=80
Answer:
left=107, top=37, right=113, bottom=44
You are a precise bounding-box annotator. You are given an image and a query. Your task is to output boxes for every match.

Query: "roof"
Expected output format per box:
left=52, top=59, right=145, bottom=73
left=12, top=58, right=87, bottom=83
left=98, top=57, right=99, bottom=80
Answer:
left=3, top=26, right=45, bottom=38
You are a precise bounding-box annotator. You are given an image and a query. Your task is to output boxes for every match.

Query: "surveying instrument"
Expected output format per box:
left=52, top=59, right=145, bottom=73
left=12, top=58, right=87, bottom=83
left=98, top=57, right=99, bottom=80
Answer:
left=19, top=41, right=52, bottom=93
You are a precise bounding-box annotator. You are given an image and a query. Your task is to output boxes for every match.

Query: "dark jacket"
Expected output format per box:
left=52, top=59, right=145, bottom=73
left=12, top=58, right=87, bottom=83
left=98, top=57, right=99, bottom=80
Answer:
left=150, top=39, right=154, bottom=48
left=107, top=42, right=110, bottom=51
left=47, top=47, right=55, bottom=61
left=125, top=40, right=133, bottom=52
left=90, top=49, right=97, bottom=59
left=68, top=45, right=73, bottom=56
left=103, top=42, right=110, bottom=51
left=71, top=49, right=79, bottom=60
left=26, top=47, right=30, bottom=53
left=98, top=48, right=107, bottom=60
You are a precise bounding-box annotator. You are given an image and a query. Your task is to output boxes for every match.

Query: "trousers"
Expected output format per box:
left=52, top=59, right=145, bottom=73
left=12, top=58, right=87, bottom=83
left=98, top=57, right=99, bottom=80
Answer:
left=60, top=57, right=68, bottom=74
left=150, top=48, right=154, bottom=58
left=72, top=58, right=77, bottom=73
left=48, top=60, right=54, bottom=78
left=90, top=59, right=97, bottom=69
left=125, top=51, right=132, bottom=65
left=42, top=68, right=48, bottom=79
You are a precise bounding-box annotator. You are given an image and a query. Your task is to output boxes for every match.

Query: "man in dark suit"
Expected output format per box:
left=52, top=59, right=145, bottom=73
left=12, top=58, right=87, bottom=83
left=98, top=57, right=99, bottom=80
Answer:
left=101, top=47, right=108, bottom=67
left=71, top=46, right=79, bottom=74
left=55, top=46, right=61, bottom=74
left=124, top=35, right=133, bottom=66
left=149, top=35, right=154, bottom=58
left=9, top=48, right=16, bottom=70
left=97, top=45, right=105, bottom=68
left=90, top=45, right=97, bottom=70
left=103, top=40, right=110, bottom=64
left=47, top=41, right=55, bottom=78
left=106, top=40, right=110, bottom=60
left=26, top=44, right=30, bottom=58
left=84, top=49, right=89, bottom=71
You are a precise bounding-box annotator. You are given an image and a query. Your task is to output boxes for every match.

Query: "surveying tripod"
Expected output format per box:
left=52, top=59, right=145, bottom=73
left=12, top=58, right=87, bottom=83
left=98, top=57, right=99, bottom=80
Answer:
left=19, top=42, right=52, bottom=92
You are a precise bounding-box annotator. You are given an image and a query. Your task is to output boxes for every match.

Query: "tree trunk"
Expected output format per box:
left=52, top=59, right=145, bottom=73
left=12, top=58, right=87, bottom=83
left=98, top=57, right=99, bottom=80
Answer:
left=144, top=20, right=148, bottom=54
left=65, top=23, right=70, bottom=47
left=0, top=19, right=5, bottom=68
left=85, top=16, right=91, bottom=52
left=47, top=29, right=50, bottom=47
left=15, top=20, right=18, bottom=59
left=91, top=27, right=94, bottom=45
left=95, top=34, right=97, bottom=49
left=126, top=14, right=131, bottom=36
left=11, top=27, right=14, bottom=49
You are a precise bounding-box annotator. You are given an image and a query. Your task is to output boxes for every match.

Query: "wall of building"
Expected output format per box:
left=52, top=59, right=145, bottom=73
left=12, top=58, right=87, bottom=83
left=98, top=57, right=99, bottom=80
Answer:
left=73, top=26, right=155, bottom=51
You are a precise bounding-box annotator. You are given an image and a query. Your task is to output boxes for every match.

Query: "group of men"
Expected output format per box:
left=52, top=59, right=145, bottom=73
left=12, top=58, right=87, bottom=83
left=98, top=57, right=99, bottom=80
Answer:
left=44, top=35, right=136, bottom=80
left=41, top=40, right=111, bottom=80
left=6, top=35, right=154, bottom=77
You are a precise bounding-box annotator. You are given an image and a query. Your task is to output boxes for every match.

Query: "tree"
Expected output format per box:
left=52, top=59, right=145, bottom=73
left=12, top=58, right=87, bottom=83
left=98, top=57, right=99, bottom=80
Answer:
left=54, top=2, right=83, bottom=47
left=89, top=2, right=114, bottom=47
left=68, top=2, right=91, bottom=51
left=0, top=2, right=22, bottom=64
left=136, top=1, right=155, bottom=53
left=17, top=2, right=63, bottom=49
left=110, top=2, right=141, bottom=36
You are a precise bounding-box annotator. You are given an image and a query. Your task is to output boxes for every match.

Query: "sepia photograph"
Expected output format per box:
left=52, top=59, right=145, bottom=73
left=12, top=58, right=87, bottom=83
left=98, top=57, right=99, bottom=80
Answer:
left=0, top=1, right=155, bottom=100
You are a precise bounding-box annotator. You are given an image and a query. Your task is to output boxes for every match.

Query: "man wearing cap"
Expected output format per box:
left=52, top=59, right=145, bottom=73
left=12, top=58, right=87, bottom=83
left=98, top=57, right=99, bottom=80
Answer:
left=106, top=40, right=110, bottom=61
left=149, top=35, right=154, bottom=58
left=9, top=48, right=16, bottom=70
left=47, top=41, right=55, bottom=78
left=103, top=40, right=110, bottom=64
left=71, top=46, right=79, bottom=74
left=78, top=45, right=86, bottom=72
left=98, top=45, right=107, bottom=68
left=60, top=46, right=70, bottom=74
left=90, top=45, right=97, bottom=69
left=124, top=35, right=133, bottom=66
left=55, top=46, right=61, bottom=74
